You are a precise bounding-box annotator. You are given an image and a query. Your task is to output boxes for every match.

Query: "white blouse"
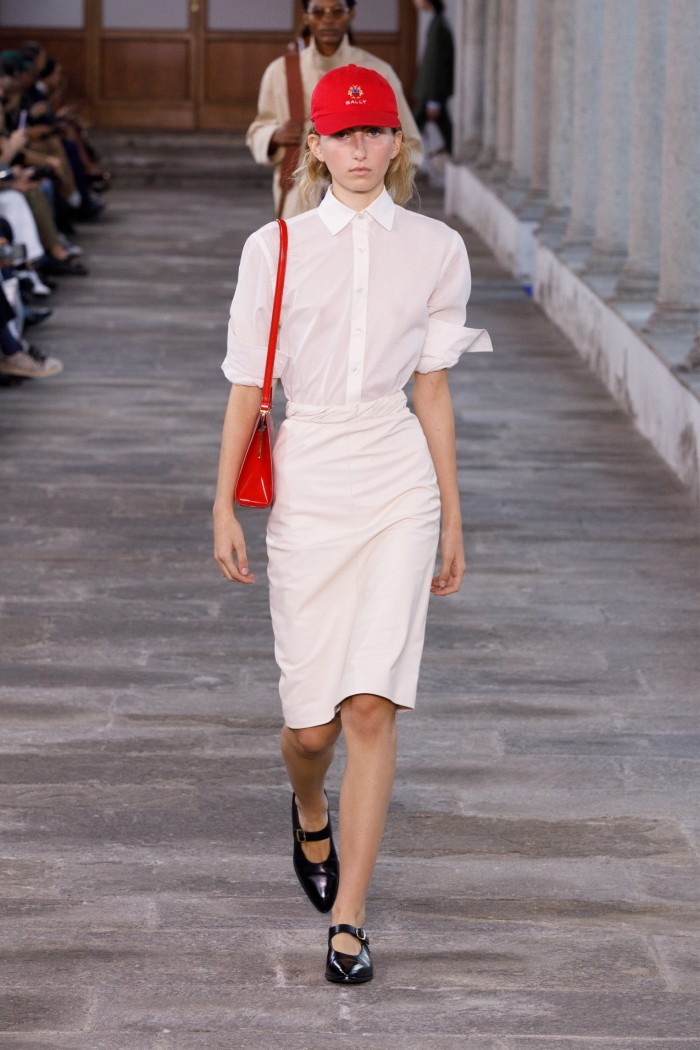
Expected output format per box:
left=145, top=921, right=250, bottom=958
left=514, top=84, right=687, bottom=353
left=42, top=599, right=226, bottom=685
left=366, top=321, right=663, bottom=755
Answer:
left=222, top=188, right=492, bottom=405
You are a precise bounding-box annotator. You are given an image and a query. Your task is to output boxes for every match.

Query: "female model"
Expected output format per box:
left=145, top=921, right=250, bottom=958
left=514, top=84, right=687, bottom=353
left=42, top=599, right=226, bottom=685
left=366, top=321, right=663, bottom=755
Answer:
left=214, top=64, right=491, bottom=984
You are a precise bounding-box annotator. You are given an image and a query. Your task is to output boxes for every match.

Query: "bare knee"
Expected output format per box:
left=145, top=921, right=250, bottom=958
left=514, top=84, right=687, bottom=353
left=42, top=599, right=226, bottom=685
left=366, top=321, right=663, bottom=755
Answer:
left=341, top=694, right=396, bottom=742
left=285, top=722, right=338, bottom=757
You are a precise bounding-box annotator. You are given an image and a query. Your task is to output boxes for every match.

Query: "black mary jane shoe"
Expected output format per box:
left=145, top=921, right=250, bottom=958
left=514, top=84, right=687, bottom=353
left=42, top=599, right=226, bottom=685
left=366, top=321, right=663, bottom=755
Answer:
left=292, top=793, right=339, bottom=913
left=325, top=924, right=373, bottom=984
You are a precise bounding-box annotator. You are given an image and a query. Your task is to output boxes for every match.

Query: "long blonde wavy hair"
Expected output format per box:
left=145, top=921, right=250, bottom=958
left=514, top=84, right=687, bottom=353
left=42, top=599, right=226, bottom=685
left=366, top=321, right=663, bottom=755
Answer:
left=296, top=126, right=416, bottom=210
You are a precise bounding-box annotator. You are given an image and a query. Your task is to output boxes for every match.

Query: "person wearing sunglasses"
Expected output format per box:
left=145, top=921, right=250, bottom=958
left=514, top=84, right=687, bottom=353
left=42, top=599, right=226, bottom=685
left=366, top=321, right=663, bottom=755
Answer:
left=247, top=1, right=423, bottom=219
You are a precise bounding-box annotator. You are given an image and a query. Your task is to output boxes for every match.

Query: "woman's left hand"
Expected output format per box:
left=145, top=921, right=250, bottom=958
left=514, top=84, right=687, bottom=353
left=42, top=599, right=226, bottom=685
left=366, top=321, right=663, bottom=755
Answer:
left=431, top=523, right=466, bottom=596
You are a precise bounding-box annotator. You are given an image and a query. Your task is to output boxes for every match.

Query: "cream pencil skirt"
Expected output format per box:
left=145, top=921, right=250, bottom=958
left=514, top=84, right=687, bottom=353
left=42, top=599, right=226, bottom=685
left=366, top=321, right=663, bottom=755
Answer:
left=267, top=391, right=441, bottom=729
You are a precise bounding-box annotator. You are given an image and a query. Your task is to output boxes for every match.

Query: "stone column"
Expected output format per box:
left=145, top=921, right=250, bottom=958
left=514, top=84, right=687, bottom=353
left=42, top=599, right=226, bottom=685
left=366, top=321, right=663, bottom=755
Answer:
left=587, top=0, right=638, bottom=273
left=495, top=0, right=516, bottom=174
left=563, top=0, right=605, bottom=246
left=510, top=0, right=536, bottom=186
left=616, top=0, right=668, bottom=296
left=656, top=0, right=700, bottom=312
left=477, top=0, right=500, bottom=167
left=453, top=0, right=486, bottom=160
left=648, top=0, right=700, bottom=370
left=538, top=0, right=575, bottom=245
left=547, top=0, right=575, bottom=211
left=530, top=0, right=554, bottom=196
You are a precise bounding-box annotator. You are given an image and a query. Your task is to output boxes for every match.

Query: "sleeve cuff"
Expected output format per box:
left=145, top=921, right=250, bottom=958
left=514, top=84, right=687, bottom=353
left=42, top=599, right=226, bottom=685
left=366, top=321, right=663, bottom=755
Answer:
left=415, top=319, right=493, bottom=373
left=221, top=332, right=288, bottom=386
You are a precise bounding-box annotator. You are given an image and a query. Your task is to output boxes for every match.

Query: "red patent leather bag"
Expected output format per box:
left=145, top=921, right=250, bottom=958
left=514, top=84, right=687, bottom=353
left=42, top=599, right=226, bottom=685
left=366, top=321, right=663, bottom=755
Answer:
left=234, top=218, right=288, bottom=509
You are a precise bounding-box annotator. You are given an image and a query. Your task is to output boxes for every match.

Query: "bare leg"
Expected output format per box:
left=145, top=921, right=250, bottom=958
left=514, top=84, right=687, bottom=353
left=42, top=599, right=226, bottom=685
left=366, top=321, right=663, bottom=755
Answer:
left=331, top=694, right=397, bottom=953
left=280, top=717, right=341, bottom=863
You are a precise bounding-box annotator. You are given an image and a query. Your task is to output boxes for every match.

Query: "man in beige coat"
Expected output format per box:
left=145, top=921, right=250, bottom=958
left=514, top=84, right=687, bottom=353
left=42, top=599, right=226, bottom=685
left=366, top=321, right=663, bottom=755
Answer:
left=246, top=0, right=423, bottom=219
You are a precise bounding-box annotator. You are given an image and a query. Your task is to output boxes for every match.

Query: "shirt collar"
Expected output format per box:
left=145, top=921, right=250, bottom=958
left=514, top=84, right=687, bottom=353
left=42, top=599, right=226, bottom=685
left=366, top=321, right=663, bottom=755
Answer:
left=318, top=187, right=396, bottom=235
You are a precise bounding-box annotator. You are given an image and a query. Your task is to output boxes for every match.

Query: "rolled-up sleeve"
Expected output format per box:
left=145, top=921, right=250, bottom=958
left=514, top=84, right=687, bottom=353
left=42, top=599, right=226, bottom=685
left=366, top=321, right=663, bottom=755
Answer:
left=221, top=230, right=289, bottom=386
left=415, top=230, right=493, bottom=373
left=245, top=59, right=286, bottom=168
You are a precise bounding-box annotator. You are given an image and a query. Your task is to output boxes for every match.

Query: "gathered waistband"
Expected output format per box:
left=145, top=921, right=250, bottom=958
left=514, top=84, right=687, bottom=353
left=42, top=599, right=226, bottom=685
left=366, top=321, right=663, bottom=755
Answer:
left=285, top=391, right=407, bottom=424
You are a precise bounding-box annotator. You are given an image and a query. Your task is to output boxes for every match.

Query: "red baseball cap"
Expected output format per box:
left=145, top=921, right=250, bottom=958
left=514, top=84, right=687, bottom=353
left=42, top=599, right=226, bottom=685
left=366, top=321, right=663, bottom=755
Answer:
left=310, top=64, right=400, bottom=135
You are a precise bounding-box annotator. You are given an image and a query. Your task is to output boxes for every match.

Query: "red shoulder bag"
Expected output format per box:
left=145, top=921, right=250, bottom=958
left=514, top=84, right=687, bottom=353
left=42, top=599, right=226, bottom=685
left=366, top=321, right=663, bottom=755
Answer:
left=234, top=218, right=288, bottom=509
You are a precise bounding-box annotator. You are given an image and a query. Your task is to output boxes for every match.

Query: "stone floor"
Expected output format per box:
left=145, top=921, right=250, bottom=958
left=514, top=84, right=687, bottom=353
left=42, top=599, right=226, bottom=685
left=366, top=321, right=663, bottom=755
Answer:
left=1, top=135, right=699, bottom=1048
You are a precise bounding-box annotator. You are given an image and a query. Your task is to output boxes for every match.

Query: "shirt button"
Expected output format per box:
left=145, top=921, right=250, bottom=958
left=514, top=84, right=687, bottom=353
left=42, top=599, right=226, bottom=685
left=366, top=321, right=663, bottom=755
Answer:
left=353, top=328, right=362, bottom=335
left=356, top=288, right=364, bottom=294
left=351, top=366, right=359, bottom=374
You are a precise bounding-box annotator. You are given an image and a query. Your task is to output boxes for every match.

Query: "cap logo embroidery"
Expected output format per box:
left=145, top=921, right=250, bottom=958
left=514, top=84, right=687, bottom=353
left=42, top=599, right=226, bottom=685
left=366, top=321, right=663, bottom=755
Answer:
left=346, top=84, right=366, bottom=105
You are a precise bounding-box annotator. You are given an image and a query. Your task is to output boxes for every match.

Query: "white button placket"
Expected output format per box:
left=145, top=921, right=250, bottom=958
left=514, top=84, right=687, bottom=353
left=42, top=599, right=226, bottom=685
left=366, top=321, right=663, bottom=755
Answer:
left=345, top=212, right=370, bottom=403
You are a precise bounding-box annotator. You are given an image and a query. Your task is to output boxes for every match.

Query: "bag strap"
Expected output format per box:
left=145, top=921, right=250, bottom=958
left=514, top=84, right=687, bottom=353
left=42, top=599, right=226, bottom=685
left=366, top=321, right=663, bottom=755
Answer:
left=260, top=218, right=288, bottom=414
left=277, top=50, right=305, bottom=218
left=286, top=49, right=305, bottom=125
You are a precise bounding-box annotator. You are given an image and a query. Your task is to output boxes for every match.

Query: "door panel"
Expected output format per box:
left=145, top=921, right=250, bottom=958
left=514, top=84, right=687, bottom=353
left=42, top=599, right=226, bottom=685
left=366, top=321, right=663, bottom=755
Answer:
left=0, top=0, right=84, bottom=29
left=94, top=0, right=195, bottom=128
left=101, top=40, right=191, bottom=101
left=199, top=33, right=289, bottom=129
left=101, top=0, right=190, bottom=31
left=207, top=0, right=293, bottom=32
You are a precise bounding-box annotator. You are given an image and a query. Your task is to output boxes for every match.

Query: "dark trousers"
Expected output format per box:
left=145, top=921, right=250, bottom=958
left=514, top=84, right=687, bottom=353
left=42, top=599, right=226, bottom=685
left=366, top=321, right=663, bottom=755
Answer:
left=413, top=102, right=453, bottom=155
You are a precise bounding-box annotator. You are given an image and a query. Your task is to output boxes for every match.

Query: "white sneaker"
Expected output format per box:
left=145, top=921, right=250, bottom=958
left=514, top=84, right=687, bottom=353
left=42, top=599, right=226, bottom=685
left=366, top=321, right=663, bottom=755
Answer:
left=0, top=344, right=63, bottom=378
left=15, top=268, right=52, bottom=297
left=57, top=233, right=84, bottom=257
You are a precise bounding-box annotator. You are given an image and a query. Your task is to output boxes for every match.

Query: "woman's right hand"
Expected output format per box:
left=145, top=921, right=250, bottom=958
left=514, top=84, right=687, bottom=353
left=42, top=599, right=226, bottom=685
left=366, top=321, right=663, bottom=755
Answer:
left=213, top=508, right=255, bottom=584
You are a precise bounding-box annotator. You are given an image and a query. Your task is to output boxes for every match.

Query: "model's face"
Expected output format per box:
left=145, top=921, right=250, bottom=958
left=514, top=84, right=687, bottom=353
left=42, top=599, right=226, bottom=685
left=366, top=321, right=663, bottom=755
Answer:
left=304, top=3, right=355, bottom=55
left=309, top=125, right=402, bottom=209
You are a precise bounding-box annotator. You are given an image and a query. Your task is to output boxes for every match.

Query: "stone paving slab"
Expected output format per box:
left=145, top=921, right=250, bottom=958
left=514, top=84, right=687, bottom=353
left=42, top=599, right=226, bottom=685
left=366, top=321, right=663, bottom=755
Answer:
left=1, top=137, right=699, bottom=1043
left=65, top=988, right=700, bottom=1039
left=2, top=1038, right=700, bottom=1050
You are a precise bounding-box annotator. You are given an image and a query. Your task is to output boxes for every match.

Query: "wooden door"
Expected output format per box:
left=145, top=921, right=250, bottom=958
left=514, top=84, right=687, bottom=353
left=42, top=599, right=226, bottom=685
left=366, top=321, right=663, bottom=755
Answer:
left=91, top=0, right=199, bottom=129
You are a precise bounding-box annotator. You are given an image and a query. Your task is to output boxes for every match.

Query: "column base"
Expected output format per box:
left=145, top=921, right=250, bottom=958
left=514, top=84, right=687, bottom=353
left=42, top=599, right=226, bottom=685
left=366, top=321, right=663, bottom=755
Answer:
left=475, top=144, right=496, bottom=168
left=537, top=207, right=571, bottom=249
left=579, top=249, right=628, bottom=300
left=559, top=223, right=596, bottom=271
left=583, top=247, right=628, bottom=275
left=614, top=266, right=660, bottom=300
left=557, top=239, right=595, bottom=274
left=515, top=191, right=550, bottom=223
left=456, top=137, right=482, bottom=163
left=643, top=306, right=700, bottom=373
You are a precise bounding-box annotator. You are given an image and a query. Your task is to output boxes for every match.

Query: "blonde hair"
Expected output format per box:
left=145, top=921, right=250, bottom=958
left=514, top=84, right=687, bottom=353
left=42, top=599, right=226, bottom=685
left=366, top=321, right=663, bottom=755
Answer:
left=296, top=126, right=416, bottom=210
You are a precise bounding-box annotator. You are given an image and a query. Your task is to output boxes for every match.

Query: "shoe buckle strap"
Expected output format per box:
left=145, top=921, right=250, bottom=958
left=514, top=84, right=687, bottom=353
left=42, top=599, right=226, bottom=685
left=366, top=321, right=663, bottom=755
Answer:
left=328, top=923, right=368, bottom=944
left=295, top=825, right=329, bottom=843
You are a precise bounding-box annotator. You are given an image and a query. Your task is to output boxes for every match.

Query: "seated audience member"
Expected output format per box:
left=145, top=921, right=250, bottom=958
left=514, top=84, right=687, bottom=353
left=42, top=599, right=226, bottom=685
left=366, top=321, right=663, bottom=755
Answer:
left=0, top=268, right=62, bottom=379
left=23, top=45, right=111, bottom=196
left=2, top=83, right=88, bottom=274
left=1, top=49, right=104, bottom=222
